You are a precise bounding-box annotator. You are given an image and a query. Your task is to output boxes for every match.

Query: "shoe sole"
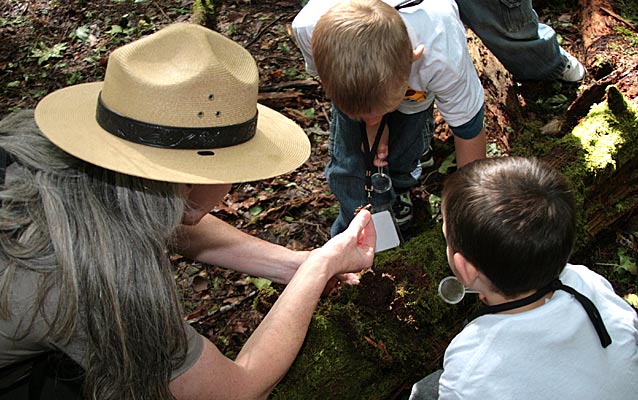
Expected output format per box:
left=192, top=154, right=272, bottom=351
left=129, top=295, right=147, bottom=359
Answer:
left=420, top=158, right=434, bottom=168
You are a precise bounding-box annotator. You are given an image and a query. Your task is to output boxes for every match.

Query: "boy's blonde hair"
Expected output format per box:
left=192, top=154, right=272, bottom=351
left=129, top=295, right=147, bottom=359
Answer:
left=312, top=0, right=412, bottom=116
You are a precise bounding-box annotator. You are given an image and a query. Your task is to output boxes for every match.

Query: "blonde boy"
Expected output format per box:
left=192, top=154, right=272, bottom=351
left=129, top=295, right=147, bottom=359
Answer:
left=293, top=0, right=486, bottom=236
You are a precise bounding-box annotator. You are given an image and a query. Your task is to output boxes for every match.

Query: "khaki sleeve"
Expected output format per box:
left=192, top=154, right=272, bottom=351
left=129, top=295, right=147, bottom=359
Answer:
left=170, top=323, right=204, bottom=381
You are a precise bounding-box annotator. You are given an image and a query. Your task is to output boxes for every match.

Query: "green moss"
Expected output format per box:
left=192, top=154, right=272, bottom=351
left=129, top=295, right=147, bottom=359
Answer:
left=571, top=95, right=632, bottom=173
left=191, top=0, right=217, bottom=27
left=510, top=120, right=553, bottom=157
left=514, top=86, right=638, bottom=251
left=275, top=88, right=638, bottom=399
left=273, top=226, right=477, bottom=399
left=617, top=0, right=638, bottom=21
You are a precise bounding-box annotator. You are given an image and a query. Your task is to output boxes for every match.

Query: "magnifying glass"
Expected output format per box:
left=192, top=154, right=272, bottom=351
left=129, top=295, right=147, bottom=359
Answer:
left=438, top=276, right=480, bottom=304
left=371, top=166, right=392, bottom=193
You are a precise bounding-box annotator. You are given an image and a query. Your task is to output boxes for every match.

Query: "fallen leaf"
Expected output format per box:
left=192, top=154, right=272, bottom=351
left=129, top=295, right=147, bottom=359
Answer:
left=363, top=336, right=377, bottom=347
left=192, top=275, right=209, bottom=292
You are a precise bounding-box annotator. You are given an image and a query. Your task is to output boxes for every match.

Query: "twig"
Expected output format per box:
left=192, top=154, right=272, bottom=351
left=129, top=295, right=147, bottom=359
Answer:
left=244, top=15, right=285, bottom=48
left=315, top=99, right=331, bottom=124
left=601, top=7, right=637, bottom=32
left=151, top=0, right=170, bottom=22
left=259, top=79, right=319, bottom=92
left=296, top=220, right=330, bottom=242
left=187, top=290, right=258, bottom=324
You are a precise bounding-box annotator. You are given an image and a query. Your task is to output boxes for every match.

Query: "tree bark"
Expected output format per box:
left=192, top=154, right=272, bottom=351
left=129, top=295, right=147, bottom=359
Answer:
left=567, top=0, right=638, bottom=124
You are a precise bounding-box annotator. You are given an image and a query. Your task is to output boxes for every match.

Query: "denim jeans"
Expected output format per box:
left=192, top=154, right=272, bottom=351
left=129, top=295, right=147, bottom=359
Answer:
left=455, top=0, right=566, bottom=81
left=326, top=105, right=434, bottom=237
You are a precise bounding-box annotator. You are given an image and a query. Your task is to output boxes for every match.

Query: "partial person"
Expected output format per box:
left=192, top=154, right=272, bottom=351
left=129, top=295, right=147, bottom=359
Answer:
left=455, top=0, right=586, bottom=82
left=409, top=157, right=638, bottom=399
left=0, top=23, right=375, bottom=400
left=293, top=0, right=486, bottom=236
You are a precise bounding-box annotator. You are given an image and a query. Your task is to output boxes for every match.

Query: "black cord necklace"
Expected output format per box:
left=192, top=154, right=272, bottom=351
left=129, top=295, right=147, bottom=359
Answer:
left=394, top=0, right=424, bottom=11
left=360, top=115, right=388, bottom=202
left=469, top=278, right=612, bottom=348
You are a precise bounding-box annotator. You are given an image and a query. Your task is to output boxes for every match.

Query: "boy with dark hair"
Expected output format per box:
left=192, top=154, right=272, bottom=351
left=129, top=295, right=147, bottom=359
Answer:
left=410, top=156, right=638, bottom=399
left=293, top=0, right=486, bottom=236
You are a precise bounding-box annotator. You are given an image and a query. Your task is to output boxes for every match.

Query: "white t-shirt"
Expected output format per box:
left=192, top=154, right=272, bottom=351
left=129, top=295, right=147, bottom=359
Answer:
left=440, top=264, right=638, bottom=399
left=292, top=0, right=484, bottom=128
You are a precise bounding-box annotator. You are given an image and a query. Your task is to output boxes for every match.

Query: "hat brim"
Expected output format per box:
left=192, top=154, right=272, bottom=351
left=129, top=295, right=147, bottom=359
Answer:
left=34, top=82, right=311, bottom=184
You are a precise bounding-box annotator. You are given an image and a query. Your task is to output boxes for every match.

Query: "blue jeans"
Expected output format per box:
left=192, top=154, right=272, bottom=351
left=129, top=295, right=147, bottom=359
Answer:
left=455, top=0, right=566, bottom=81
left=326, top=105, right=434, bottom=237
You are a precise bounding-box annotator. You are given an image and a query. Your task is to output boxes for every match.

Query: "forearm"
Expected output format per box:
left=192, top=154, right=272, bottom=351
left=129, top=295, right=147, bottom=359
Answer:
left=454, top=128, right=486, bottom=168
left=174, top=214, right=307, bottom=283
left=170, top=210, right=375, bottom=400
left=171, top=254, right=339, bottom=400
left=233, top=254, right=332, bottom=395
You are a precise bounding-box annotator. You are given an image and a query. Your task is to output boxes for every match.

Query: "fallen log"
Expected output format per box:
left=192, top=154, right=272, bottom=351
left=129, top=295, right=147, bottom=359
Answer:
left=273, top=13, right=638, bottom=397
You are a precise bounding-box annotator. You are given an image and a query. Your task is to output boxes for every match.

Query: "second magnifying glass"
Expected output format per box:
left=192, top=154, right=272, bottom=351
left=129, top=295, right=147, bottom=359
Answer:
left=438, top=276, right=480, bottom=304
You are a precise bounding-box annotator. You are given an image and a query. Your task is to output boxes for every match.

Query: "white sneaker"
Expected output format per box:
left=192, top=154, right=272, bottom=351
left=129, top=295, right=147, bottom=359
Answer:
left=559, top=48, right=586, bottom=82
left=420, top=144, right=434, bottom=168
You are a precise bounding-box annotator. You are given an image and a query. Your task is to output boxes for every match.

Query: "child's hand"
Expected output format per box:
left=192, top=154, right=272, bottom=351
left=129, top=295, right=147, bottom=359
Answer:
left=360, top=117, right=389, bottom=167
left=372, top=124, right=389, bottom=167
left=374, top=143, right=388, bottom=167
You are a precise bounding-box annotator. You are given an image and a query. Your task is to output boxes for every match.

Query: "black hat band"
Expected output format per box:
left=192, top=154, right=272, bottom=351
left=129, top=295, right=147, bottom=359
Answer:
left=96, top=93, right=257, bottom=150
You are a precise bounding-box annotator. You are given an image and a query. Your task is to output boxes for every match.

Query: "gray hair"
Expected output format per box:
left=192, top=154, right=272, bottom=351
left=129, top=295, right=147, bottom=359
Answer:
left=0, top=110, right=188, bottom=399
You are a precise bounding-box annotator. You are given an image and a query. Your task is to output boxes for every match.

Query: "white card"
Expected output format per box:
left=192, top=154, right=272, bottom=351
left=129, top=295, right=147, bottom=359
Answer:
left=371, top=210, right=401, bottom=253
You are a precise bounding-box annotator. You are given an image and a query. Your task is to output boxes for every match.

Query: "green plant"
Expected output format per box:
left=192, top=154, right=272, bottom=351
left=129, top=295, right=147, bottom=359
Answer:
left=437, top=152, right=456, bottom=174
left=597, top=248, right=637, bottom=276
left=71, top=25, right=91, bottom=41
left=31, top=42, right=68, bottom=65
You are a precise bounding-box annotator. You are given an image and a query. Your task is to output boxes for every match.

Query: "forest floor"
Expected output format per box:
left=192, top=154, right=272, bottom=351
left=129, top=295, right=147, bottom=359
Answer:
left=1, top=0, right=637, bottom=379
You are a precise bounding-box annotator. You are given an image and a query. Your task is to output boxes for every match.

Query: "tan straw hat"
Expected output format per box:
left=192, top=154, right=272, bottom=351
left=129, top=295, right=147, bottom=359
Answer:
left=34, top=23, right=310, bottom=184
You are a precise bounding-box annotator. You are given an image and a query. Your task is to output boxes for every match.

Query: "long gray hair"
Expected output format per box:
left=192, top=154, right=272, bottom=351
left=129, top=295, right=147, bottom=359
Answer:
left=0, top=110, right=188, bottom=399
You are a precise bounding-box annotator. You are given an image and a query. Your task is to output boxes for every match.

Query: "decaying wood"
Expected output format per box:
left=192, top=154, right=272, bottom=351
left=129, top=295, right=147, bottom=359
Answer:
left=587, top=161, right=638, bottom=238
left=464, top=15, right=638, bottom=247
left=260, top=79, right=320, bottom=92
left=464, top=31, right=520, bottom=151
left=581, top=0, right=617, bottom=53
left=579, top=0, right=637, bottom=86
left=566, top=64, right=638, bottom=128
left=191, top=0, right=216, bottom=27
left=258, top=91, right=304, bottom=109
left=601, top=7, right=638, bottom=32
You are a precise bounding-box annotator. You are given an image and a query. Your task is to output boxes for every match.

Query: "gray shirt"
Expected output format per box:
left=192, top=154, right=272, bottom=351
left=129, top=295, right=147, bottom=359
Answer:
left=0, top=262, right=203, bottom=382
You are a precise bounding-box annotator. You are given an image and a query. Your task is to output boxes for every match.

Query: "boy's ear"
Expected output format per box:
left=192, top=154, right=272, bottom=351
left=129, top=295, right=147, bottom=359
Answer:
left=412, top=44, right=424, bottom=62
left=452, top=252, right=479, bottom=287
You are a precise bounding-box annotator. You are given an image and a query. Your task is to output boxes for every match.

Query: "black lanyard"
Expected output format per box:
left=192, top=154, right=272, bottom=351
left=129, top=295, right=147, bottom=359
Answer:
left=394, top=0, right=424, bottom=11
left=360, top=115, right=388, bottom=201
left=469, top=278, right=612, bottom=348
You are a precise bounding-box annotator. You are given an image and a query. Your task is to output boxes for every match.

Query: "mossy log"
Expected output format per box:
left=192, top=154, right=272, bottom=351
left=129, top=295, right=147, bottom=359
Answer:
left=191, top=0, right=217, bottom=28
left=271, top=7, right=638, bottom=396
left=272, top=87, right=637, bottom=399
left=272, top=228, right=477, bottom=399
left=512, top=85, right=638, bottom=249
left=272, top=19, right=638, bottom=393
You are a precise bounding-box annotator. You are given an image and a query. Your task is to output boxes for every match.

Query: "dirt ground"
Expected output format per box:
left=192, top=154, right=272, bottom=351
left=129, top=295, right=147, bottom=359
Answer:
left=1, top=0, right=637, bottom=380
